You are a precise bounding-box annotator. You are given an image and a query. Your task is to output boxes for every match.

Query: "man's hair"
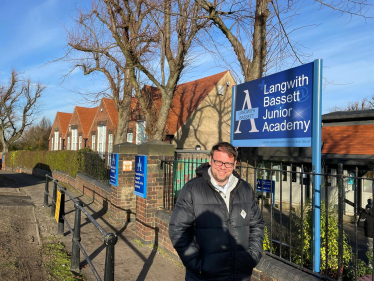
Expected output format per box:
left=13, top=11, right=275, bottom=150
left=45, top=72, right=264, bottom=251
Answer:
left=210, top=142, right=238, bottom=160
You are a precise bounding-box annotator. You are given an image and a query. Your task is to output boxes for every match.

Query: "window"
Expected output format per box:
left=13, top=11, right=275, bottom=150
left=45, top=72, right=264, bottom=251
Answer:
left=136, top=121, right=147, bottom=144
left=97, top=125, right=107, bottom=154
left=51, top=137, right=54, bottom=151
left=79, top=136, right=82, bottom=150
left=72, top=129, right=78, bottom=150
left=127, top=133, right=133, bottom=143
left=54, top=131, right=59, bottom=150
left=59, top=137, right=62, bottom=150
left=108, top=134, right=113, bottom=165
left=364, top=171, right=374, bottom=193
left=92, top=135, right=96, bottom=151
left=67, top=137, right=70, bottom=150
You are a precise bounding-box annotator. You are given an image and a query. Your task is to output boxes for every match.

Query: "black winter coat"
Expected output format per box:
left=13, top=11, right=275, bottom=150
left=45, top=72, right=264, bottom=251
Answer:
left=359, top=207, right=374, bottom=238
left=169, top=164, right=265, bottom=281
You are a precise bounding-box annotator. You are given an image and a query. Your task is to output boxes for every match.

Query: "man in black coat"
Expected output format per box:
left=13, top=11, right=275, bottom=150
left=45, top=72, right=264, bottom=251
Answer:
left=169, top=142, right=264, bottom=280
left=358, top=198, right=374, bottom=250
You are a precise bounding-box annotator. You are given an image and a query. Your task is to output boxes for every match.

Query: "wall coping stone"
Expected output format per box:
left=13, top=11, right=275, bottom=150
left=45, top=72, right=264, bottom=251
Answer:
left=138, top=141, right=174, bottom=156
left=76, top=173, right=111, bottom=193
left=255, top=254, right=320, bottom=281
left=113, top=142, right=138, bottom=154
left=155, top=209, right=173, bottom=223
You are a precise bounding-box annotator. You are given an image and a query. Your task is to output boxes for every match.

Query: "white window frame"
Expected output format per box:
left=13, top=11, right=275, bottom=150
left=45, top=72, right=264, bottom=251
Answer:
left=51, top=137, right=54, bottom=151
left=92, top=135, right=96, bottom=151
left=97, top=125, right=107, bottom=154
left=127, top=133, right=133, bottom=143
left=72, top=129, right=78, bottom=151
left=54, top=131, right=59, bottom=150
left=108, top=134, right=113, bottom=165
left=136, top=121, right=147, bottom=144
left=79, top=136, right=82, bottom=150
left=67, top=136, right=70, bottom=150
left=59, top=137, right=62, bottom=150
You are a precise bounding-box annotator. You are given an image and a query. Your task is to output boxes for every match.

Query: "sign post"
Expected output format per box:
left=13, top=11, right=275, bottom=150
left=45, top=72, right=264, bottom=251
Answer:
left=312, top=59, right=323, bottom=272
left=231, top=60, right=323, bottom=273
left=109, top=153, right=119, bottom=186
left=134, top=155, right=147, bottom=198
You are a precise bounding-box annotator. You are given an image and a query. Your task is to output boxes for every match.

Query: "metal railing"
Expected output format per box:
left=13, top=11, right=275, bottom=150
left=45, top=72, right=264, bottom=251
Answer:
left=162, top=159, right=374, bottom=281
left=43, top=175, right=117, bottom=281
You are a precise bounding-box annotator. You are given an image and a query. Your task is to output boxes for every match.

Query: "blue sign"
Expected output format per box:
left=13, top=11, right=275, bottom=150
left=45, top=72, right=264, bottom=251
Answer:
left=109, top=154, right=119, bottom=186
left=231, top=62, right=314, bottom=147
left=256, top=179, right=275, bottom=193
left=134, top=155, right=147, bottom=198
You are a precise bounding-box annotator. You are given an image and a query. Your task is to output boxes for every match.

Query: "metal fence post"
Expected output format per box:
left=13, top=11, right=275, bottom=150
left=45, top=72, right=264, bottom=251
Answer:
left=71, top=200, right=83, bottom=273
left=57, top=186, right=65, bottom=236
left=51, top=180, right=58, bottom=217
left=104, top=233, right=118, bottom=281
left=337, top=163, right=344, bottom=281
left=44, top=176, right=49, bottom=207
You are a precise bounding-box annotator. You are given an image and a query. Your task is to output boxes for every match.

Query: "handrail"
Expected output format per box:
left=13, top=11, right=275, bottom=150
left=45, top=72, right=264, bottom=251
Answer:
left=44, top=174, right=117, bottom=281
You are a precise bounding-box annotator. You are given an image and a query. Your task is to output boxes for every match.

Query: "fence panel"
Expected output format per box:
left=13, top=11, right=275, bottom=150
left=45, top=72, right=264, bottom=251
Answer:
left=162, top=161, right=374, bottom=280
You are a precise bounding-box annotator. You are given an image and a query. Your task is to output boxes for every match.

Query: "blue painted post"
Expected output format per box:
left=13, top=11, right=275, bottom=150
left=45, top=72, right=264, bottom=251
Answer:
left=230, top=85, right=237, bottom=144
left=312, top=59, right=323, bottom=272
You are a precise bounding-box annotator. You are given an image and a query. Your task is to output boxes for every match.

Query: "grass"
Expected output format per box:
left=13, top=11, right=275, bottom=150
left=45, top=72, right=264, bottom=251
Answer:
left=42, top=237, right=86, bottom=281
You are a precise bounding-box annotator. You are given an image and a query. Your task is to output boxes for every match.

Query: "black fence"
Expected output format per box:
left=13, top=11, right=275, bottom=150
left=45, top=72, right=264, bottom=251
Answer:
left=44, top=175, right=117, bottom=281
left=162, top=159, right=374, bottom=281
left=80, top=152, right=111, bottom=185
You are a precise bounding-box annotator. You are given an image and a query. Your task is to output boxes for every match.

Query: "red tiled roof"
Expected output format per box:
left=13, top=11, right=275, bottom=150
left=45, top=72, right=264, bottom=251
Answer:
left=57, top=112, right=72, bottom=138
left=76, top=106, right=98, bottom=137
left=102, top=98, right=118, bottom=129
left=145, top=71, right=230, bottom=135
left=322, top=125, right=374, bottom=155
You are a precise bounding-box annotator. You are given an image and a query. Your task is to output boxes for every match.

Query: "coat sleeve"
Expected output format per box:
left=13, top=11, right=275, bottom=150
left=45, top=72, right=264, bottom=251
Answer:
left=247, top=184, right=265, bottom=267
left=169, top=184, right=202, bottom=274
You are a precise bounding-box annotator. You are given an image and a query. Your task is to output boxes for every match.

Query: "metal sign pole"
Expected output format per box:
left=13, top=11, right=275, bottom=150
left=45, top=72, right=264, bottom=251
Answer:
left=312, top=59, right=323, bottom=272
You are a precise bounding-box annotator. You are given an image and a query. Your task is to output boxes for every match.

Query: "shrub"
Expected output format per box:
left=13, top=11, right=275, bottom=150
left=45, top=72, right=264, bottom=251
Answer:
left=4, top=150, right=83, bottom=177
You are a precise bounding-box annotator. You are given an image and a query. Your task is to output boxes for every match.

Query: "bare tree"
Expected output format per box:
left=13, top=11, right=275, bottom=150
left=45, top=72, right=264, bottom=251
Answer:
left=329, top=97, right=373, bottom=112
left=15, top=117, right=52, bottom=151
left=63, top=7, right=133, bottom=145
left=0, top=70, right=45, bottom=153
left=195, top=0, right=372, bottom=83
left=65, top=0, right=208, bottom=141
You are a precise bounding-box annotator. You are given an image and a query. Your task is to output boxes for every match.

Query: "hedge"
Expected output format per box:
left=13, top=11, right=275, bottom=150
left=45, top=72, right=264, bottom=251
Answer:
left=4, top=150, right=83, bottom=177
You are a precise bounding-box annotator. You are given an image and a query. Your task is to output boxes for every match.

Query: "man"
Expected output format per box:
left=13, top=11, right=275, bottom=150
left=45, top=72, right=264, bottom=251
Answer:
left=358, top=197, right=374, bottom=250
left=169, top=142, right=264, bottom=280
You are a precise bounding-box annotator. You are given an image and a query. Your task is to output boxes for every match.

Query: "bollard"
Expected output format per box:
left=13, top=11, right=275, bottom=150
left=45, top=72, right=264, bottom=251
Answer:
left=104, top=233, right=118, bottom=281
left=71, top=200, right=83, bottom=272
left=43, top=176, right=49, bottom=207
left=51, top=180, right=58, bottom=217
left=57, top=186, right=66, bottom=236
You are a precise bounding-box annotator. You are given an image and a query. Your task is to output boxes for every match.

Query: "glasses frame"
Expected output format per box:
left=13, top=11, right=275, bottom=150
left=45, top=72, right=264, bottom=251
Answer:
left=211, top=157, right=235, bottom=169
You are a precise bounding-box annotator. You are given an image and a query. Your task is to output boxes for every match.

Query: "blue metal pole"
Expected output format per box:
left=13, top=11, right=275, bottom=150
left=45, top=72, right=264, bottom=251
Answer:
left=312, top=59, right=323, bottom=272
left=230, top=85, right=237, bottom=144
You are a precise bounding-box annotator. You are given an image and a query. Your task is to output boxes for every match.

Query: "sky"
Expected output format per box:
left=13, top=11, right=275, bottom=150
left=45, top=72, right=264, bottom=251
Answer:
left=0, top=0, right=373, bottom=124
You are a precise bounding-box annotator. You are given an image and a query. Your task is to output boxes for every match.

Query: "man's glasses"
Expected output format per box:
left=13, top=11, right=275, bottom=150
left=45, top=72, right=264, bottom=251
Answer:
left=211, top=158, right=235, bottom=169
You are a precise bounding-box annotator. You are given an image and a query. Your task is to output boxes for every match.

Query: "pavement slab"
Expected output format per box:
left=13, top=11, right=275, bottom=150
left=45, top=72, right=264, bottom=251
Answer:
left=0, top=170, right=185, bottom=281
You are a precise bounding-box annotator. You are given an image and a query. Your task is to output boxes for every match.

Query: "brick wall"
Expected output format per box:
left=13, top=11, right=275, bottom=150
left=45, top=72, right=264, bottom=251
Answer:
left=52, top=170, right=111, bottom=211
left=136, top=156, right=165, bottom=243
left=110, top=153, right=137, bottom=223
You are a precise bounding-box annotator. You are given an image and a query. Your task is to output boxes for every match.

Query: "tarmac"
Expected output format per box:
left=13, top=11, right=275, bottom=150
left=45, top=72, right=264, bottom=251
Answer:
left=0, top=169, right=185, bottom=281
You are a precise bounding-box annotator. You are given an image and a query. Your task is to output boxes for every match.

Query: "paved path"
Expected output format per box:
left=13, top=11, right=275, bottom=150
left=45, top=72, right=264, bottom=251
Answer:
left=0, top=170, right=185, bottom=281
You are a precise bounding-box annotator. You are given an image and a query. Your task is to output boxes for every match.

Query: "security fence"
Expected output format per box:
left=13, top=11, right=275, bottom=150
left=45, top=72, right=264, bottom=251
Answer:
left=162, top=159, right=374, bottom=281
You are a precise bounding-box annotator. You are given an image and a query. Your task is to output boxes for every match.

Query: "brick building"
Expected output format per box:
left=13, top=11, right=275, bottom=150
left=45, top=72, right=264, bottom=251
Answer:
left=50, top=112, right=73, bottom=151
left=49, top=70, right=236, bottom=151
